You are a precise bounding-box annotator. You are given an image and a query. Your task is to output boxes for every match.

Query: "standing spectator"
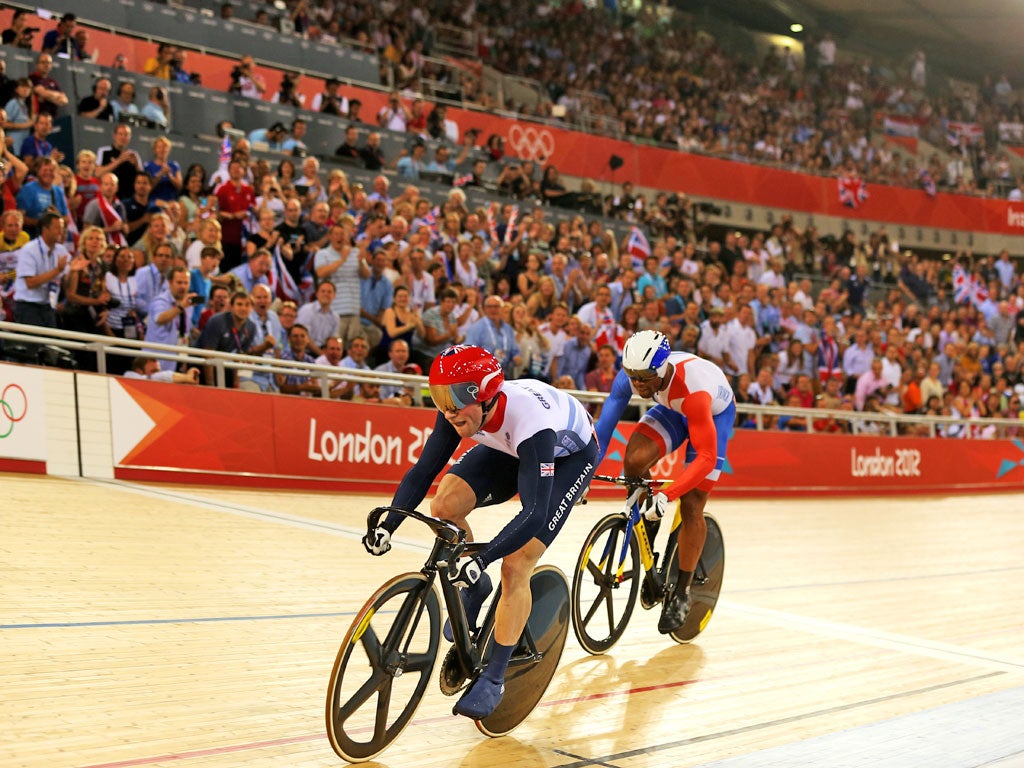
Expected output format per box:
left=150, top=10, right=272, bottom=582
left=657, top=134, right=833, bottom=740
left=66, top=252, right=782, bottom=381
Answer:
left=214, top=158, right=256, bottom=271
left=296, top=280, right=340, bottom=356
left=359, top=247, right=392, bottom=352
left=81, top=172, right=129, bottom=245
left=2, top=10, right=36, bottom=49
left=854, top=358, right=891, bottom=411
left=110, top=81, right=139, bottom=122
left=585, top=343, right=619, bottom=410
left=77, top=77, right=113, bottom=121
left=195, top=290, right=259, bottom=386
left=377, top=91, right=409, bottom=132
left=96, top=124, right=143, bottom=199
left=411, top=286, right=462, bottom=371
left=465, top=296, right=520, bottom=377
left=134, top=241, right=174, bottom=318
left=145, top=265, right=195, bottom=370
left=333, top=336, right=372, bottom=399
left=28, top=54, right=69, bottom=117
left=123, top=173, right=159, bottom=247
left=275, top=324, right=320, bottom=396
left=274, top=197, right=307, bottom=286
left=41, top=13, right=80, bottom=58
left=229, top=56, right=266, bottom=100
left=12, top=212, right=68, bottom=328
left=15, top=157, right=69, bottom=234
left=374, top=339, right=412, bottom=399
left=227, top=248, right=271, bottom=294
left=558, top=321, right=595, bottom=389
left=144, top=136, right=183, bottom=206
left=314, top=220, right=370, bottom=348
left=143, top=43, right=176, bottom=80
left=312, top=77, right=347, bottom=115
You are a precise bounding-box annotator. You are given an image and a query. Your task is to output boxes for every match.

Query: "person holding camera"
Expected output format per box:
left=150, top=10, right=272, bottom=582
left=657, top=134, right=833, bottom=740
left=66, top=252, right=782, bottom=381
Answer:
left=2, top=10, right=38, bottom=50
left=103, top=246, right=144, bottom=372
left=228, top=56, right=266, bottom=100
left=41, top=13, right=80, bottom=59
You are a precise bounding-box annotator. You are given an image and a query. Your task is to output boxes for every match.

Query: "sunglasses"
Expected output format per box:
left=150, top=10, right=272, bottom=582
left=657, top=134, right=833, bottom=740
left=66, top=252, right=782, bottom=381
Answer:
left=624, top=368, right=658, bottom=382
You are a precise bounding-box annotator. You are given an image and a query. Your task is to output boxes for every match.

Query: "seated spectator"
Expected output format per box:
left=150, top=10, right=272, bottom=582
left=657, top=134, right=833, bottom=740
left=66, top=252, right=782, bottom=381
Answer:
left=4, top=78, right=34, bottom=151
left=248, top=121, right=288, bottom=151
left=195, top=290, right=260, bottom=386
left=281, top=118, right=308, bottom=154
left=28, top=53, right=68, bottom=117
left=776, top=391, right=810, bottom=432
left=333, top=124, right=361, bottom=161
left=359, top=131, right=385, bottom=170
left=271, top=73, right=304, bottom=109
left=333, top=335, right=371, bottom=399
left=411, top=286, right=461, bottom=371
left=377, top=91, right=409, bottom=132
left=15, top=157, right=69, bottom=234
left=196, top=284, right=229, bottom=332
left=110, top=81, right=139, bottom=122
left=374, top=339, right=413, bottom=399
left=297, top=281, right=340, bottom=357
left=395, top=141, right=426, bottom=180
left=125, top=356, right=200, bottom=384
left=77, top=77, right=113, bottom=121
left=140, top=86, right=170, bottom=130
left=558, top=321, right=595, bottom=390
left=426, top=103, right=460, bottom=144
left=19, top=113, right=64, bottom=166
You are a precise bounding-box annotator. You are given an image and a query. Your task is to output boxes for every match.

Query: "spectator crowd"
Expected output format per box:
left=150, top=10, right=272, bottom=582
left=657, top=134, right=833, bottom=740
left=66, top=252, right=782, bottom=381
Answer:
left=2, top=7, right=1024, bottom=435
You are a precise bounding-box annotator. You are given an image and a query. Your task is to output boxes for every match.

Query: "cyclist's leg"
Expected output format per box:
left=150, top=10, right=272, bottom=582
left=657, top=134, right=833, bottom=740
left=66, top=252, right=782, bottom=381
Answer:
left=432, top=445, right=520, bottom=540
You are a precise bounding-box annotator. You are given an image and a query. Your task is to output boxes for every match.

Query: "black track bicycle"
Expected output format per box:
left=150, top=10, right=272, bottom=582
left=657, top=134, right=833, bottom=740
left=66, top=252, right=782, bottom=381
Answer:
left=325, top=506, right=570, bottom=763
left=570, top=475, right=725, bottom=655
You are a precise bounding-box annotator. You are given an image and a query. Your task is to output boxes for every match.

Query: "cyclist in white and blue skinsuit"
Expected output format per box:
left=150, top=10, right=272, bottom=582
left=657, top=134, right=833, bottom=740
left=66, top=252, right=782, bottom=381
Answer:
left=363, top=345, right=597, bottom=719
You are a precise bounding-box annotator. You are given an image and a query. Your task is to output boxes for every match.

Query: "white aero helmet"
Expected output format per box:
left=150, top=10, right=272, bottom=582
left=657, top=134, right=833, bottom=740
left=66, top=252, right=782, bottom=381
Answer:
left=622, top=329, right=671, bottom=379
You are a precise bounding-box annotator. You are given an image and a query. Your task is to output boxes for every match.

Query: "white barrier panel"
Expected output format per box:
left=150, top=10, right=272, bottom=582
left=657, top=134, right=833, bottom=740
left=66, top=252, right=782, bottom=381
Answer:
left=0, top=363, right=47, bottom=471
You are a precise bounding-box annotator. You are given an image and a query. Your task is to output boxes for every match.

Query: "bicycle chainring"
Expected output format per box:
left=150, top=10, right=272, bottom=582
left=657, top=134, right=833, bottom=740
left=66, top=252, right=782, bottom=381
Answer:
left=438, top=646, right=470, bottom=696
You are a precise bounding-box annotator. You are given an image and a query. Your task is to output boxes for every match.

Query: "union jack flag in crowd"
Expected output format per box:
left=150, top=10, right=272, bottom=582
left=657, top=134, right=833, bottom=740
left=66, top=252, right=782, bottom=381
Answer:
left=919, top=168, right=937, bottom=198
left=218, top=134, right=232, bottom=166
left=952, top=264, right=971, bottom=304
left=627, top=226, right=651, bottom=259
left=838, top=175, right=868, bottom=209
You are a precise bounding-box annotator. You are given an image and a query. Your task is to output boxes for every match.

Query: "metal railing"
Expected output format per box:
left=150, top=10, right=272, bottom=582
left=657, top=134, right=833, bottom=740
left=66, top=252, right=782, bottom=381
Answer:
left=3, top=321, right=1022, bottom=439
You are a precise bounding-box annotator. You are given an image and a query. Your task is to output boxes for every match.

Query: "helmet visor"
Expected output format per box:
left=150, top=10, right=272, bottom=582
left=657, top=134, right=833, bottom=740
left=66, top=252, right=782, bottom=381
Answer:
left=429, top=380, right=480, bottom=412
left=623, top=367, right=659, bottom=382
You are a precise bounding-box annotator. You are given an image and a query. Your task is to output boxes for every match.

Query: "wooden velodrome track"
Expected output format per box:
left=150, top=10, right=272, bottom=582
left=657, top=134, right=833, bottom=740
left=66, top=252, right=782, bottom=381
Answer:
left=3, top=472, right=1024, bottom=768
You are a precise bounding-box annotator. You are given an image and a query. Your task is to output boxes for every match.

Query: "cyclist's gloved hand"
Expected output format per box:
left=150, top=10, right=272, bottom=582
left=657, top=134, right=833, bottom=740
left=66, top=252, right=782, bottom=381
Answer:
left=452, top=555, right=484, bottom=589
left=642, top=491, right=668, bottom=521
left=363, top=527, right=392, bottom=556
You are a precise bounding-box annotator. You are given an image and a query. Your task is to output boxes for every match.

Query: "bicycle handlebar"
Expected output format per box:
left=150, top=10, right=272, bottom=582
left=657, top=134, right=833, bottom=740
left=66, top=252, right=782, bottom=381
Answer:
left=593, top=474, right=664, bottom=491
left=368, top=506, right=466, bottom=545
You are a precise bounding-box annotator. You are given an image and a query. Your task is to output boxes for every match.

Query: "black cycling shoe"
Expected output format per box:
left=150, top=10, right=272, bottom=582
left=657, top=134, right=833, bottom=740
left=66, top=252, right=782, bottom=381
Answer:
left=658, top=590, right=691, bottom=634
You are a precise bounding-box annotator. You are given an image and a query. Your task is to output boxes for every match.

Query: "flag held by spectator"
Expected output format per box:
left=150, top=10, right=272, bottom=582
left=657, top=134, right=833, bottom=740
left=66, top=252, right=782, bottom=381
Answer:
left=952, top=264, right=971, bottom=304
left=838, top=175, right=868, bottom=209
left=920, top=168, right=937, bottom=198
left=218, top=134, right=232, bottom=167
left=627, top=226, right=651, bottom=258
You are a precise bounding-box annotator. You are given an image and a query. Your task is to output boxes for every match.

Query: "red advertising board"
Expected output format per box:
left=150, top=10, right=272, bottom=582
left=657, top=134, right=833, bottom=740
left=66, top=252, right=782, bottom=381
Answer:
left=109, top=380, right=1024, bottom=496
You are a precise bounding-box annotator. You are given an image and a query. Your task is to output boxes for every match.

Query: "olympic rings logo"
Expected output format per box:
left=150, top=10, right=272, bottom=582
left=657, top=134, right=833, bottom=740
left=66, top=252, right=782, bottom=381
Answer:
left=0, top=382, right=28, bottom=439
left=507, top=125, right=555, bottom=162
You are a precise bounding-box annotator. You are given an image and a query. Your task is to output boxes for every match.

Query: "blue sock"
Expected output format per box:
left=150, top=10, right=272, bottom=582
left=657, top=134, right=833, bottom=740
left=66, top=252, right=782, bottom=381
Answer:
left=483, top=641, right=515, bottom=684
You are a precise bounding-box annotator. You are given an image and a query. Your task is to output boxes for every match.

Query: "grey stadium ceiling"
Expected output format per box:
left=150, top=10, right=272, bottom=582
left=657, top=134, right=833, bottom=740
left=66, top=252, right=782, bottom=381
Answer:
left=681, top=0, right=1024, bottom=84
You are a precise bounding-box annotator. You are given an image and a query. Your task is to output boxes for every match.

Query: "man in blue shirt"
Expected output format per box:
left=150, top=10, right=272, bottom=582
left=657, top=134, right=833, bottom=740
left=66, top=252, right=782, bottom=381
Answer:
left=464, top=296, right=520, bottom=377
left=12, top=212, right=69, bottom=327
left=248, top=122, right=287, bottom=151
left=227, top=249, right=272, bottom=294
left=557, top=321, right=595, bottom=389
left=15, top=158, right=69, bottom=234
left=145, top=265, right=196, bottom=370
left=359, top=247, right=392, bottom=352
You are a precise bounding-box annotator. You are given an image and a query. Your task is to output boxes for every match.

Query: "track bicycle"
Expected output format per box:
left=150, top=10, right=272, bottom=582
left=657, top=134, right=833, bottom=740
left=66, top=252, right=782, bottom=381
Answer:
left=570, top=475, right=724, bottom=655
left=325, top=506, right=570, bottom=763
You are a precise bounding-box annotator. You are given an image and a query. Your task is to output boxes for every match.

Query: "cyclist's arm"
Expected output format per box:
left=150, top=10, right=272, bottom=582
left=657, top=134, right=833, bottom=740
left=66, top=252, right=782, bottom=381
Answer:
left=662, top=391, right=718, bottom=502
left=475, top=428, right=557, bottom=568
left=384, top=412, right=461, bottom=530
left=593, top=369, right=634, bottom=465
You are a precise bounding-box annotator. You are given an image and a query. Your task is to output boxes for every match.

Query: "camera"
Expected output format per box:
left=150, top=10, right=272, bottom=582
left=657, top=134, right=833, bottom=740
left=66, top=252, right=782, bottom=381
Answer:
left=105, top=297, right=122, bottom=310
left=24, top=26, right=40, bottom=34
left=188, top=295, right=204, bottom=306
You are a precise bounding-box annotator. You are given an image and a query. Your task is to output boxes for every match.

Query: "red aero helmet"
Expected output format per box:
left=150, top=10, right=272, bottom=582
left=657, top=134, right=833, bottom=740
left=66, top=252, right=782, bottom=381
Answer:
left=429, top=345, right=504, bottom=411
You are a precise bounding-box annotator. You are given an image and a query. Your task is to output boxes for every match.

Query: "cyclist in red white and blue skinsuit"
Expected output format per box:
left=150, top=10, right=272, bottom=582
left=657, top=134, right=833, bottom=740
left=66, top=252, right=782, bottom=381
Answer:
left=593, top=330, right=734, bottom=634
